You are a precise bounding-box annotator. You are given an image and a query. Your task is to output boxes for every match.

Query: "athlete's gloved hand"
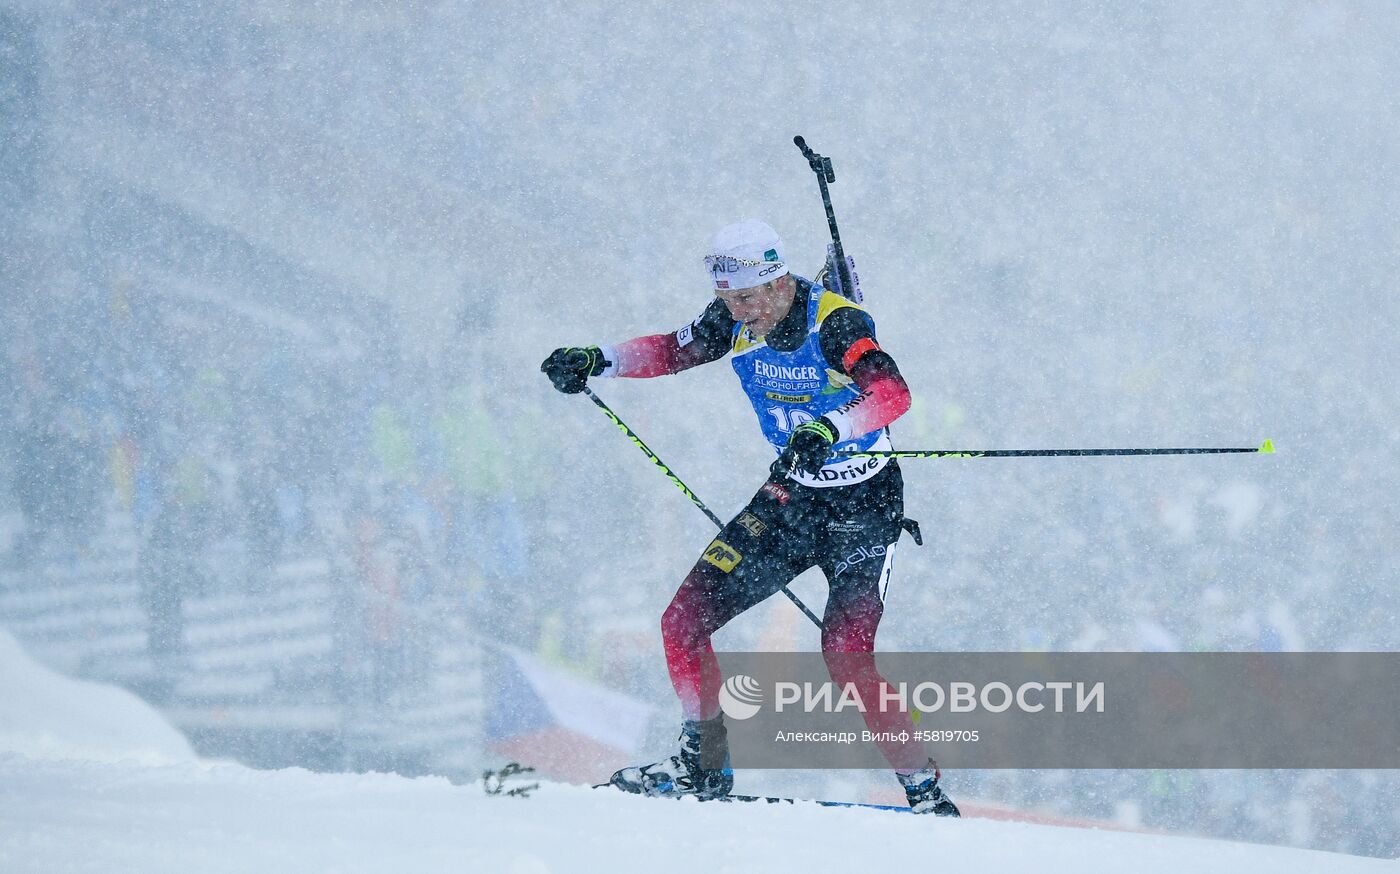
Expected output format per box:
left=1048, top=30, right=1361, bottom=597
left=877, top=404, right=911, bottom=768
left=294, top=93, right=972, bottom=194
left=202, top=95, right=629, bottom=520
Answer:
left=772, top=417, right=838, bottom=478
left=541, top=346, right=608, bottom=394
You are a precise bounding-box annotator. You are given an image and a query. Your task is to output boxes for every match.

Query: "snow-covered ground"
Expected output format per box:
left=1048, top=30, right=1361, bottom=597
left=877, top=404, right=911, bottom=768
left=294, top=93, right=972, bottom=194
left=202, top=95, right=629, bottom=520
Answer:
left=0, top=630, right=1390, bottom=873
left=0, top=629, right=195, bottom=764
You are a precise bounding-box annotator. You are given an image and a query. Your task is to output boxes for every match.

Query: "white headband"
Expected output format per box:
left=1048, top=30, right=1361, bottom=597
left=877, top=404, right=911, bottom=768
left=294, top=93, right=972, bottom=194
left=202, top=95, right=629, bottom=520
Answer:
left=704, top=253, right=789, bottom=292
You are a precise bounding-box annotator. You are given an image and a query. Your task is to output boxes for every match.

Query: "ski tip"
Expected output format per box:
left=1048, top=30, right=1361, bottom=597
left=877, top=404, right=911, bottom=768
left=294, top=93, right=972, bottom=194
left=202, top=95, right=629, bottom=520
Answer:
left=1258, top=439, right=1275, bottom=454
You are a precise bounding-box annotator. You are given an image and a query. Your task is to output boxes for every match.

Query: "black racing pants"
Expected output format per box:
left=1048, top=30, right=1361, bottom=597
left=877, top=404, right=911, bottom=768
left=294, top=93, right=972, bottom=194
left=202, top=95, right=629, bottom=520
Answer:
left=661, top=461, right=927, bottom=770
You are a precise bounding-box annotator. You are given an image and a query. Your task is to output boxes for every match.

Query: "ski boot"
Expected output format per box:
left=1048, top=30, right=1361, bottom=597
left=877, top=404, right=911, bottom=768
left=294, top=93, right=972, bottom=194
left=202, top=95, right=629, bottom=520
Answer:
left=608, top=715, right=733, bottom=800
left=897, top=760, right=961, bottom=816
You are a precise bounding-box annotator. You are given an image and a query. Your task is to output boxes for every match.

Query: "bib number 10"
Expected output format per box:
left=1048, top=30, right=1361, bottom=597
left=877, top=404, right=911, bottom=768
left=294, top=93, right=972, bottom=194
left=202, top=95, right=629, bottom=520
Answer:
left=766, top=406, right=815, bottom=434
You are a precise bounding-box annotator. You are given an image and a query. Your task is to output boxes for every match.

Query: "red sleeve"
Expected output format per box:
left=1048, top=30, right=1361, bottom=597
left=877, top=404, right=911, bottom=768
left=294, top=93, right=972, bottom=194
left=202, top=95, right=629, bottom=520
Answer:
left=609, top=333, right=722, bottom=377
left=824, top=352, right=911, bottom=441
left=603, top=299, right=734, bottom=378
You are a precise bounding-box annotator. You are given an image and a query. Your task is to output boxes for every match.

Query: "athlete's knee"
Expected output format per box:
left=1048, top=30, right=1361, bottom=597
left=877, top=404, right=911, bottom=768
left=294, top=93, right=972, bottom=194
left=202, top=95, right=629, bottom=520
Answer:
left=661, top=594, right=696, bottom=649
left=822, top=630, right=876, bottom=661
left=820, top=603, right=881, bottom=654
left=662, top=583, right=712, bottom=650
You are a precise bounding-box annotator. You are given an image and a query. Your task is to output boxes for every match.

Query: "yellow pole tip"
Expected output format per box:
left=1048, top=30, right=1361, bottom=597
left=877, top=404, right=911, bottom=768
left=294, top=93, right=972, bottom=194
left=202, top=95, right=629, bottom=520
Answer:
left=1259, top=439, right=1275, bottom=454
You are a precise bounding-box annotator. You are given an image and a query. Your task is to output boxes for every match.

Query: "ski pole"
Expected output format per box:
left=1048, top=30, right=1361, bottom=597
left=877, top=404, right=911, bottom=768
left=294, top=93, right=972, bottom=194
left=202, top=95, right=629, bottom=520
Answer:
left=793, top=136, right=856, bottom=301
left=581, top=386, right=825, bottom=630
left=837, top=440, right=1275, bottom=460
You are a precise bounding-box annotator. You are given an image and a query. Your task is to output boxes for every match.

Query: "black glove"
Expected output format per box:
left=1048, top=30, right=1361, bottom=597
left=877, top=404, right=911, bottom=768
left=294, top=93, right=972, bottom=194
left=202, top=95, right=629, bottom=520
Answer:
left=772, top=417, right=838, bottom=478
left=541, top=346, right=608, bottom=394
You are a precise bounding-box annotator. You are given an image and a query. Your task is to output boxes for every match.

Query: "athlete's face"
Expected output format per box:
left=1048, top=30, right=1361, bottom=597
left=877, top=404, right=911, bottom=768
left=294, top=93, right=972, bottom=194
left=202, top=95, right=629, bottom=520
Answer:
left=716, top=275, right=796, bottom=337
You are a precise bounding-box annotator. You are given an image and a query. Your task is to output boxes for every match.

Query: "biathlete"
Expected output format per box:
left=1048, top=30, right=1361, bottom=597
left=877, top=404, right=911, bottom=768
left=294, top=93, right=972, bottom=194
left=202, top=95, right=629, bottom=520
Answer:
left=542, top=219, right=957, bottom=815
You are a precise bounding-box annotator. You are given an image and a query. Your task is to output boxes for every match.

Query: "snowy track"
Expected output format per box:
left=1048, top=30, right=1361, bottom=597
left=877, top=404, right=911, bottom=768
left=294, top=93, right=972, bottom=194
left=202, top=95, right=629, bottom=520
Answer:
left=0, top=629, right=1390, bottom=872
left=1, top=756, right=1390, bottom=874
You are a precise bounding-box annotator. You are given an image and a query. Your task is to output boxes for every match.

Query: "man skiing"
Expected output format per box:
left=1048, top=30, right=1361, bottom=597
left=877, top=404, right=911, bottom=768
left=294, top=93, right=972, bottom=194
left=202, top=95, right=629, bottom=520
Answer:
left=541, top=219, right=958, bottom=815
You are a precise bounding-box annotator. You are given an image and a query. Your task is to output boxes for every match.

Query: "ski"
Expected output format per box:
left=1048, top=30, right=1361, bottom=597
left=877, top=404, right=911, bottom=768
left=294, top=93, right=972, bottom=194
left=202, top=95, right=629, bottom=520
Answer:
left=718, top=793, right=915, bottom=814
left=592, top=782, right=917, bottom=814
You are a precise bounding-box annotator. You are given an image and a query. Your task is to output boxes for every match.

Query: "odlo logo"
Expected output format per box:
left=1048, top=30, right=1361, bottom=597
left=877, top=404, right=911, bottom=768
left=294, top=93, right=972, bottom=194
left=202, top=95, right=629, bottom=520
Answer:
left=834, top=544, right=886, bottom=578
left=719, top=674, right=763, bottom=720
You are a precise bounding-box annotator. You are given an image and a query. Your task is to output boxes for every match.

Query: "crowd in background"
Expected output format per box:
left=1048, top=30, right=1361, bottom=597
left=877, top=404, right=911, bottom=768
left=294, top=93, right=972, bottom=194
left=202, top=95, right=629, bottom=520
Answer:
left=0, top=263, right=553, bottom=692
